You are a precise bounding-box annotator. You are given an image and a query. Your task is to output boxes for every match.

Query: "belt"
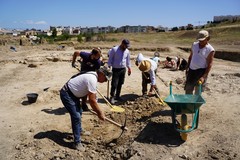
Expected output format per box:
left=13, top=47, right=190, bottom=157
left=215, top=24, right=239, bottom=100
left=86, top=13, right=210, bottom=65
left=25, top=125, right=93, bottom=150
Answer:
left=62, top=83, right=68, bottom=91
left=112, top=68, right=126, bottom=71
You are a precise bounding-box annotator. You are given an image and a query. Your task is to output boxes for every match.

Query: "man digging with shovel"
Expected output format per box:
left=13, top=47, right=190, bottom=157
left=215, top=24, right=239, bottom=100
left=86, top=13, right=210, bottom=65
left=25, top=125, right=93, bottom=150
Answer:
left=135, top=53, right=160, bottom=96
left=60, top=67, right=112, bottom=151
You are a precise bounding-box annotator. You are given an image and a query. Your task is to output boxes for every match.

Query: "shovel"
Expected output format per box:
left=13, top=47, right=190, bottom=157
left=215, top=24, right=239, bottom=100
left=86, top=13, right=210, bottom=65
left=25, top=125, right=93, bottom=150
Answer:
left=142, top=72, right=166, bottom=106
left=97, top=89, right=125, bottom=112
left=153, top=88, right=166, bottom=106
left=107, top=80, right=110, bottom=99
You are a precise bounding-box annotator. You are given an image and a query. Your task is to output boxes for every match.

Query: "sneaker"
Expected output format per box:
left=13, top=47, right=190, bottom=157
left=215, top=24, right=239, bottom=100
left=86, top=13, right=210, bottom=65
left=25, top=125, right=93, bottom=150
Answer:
left=73, top=143, right=85, bottom=151
left=142, top=93, right=148, bottom=97
left=110, top=97, right=115, bottom=104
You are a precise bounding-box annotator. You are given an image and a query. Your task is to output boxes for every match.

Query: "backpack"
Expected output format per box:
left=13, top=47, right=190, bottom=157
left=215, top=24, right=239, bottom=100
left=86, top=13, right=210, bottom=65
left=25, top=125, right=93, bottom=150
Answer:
left=179, top=58, right=188, bottom=71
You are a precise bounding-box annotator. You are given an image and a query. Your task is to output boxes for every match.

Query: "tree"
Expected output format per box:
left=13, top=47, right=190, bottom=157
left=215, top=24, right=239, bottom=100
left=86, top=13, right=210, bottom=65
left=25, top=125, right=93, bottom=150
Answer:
left=171, top=27, right=178, bottom=31
left=77, top=34, right=83, bottom=43
left=52, top=28, right=57, bottom=38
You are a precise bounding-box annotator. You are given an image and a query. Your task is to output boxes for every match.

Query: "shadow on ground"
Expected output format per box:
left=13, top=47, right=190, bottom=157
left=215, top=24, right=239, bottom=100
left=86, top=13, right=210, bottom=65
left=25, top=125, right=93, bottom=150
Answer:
left=41, top=107, right=67, bottom=115
left=34, top=130, right=74, bottom=149
left=135, top=121, right=184, bottom=147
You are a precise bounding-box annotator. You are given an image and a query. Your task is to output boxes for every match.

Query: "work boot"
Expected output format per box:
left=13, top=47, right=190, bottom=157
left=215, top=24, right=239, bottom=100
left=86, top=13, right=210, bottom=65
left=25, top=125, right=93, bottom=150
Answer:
left=73, top=143, right=85, bottom=151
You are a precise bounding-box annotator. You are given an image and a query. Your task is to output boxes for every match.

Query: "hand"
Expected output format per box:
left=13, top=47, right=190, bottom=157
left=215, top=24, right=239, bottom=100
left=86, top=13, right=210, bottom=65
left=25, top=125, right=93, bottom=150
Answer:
left=128, top=68, right=131, bottom=76
left=148, top=91, right=153, bottom=96
left=199, top=77, right=205, bottom=83
left=72, top=62, right=77, bottom=68
left=185, top=68, right=189, bottom=76
left=97, top=112, right=105, bottom=121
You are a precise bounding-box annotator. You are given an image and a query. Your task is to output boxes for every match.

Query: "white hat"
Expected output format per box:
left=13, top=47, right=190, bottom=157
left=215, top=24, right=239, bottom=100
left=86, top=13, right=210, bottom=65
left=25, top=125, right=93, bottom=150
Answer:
left=197, top=30, right=209, bottom=41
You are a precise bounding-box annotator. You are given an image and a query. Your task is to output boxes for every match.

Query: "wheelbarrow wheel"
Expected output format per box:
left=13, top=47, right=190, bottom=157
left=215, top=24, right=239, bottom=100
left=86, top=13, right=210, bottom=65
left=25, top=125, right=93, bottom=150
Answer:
left=180, top=114, right=188, bottom=141
left=180, top=128, right=188, bottom=141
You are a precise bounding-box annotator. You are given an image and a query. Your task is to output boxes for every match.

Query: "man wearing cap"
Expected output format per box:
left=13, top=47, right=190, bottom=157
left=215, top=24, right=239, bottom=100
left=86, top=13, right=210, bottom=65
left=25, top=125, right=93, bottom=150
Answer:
left=107, top=39, right=131, bottom=104
left=185, top=30, right=215, bottom=94
left=135, top=53, right=159, bottom=96
left=60, top=67, right=112, bottom=151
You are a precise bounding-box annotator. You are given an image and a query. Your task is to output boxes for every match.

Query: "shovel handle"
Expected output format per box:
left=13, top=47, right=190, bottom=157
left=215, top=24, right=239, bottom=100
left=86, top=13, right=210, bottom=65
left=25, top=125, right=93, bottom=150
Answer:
left=153, top=88, right=166, bottom=106
left=107, top=80, right=110, bottom=99
left=97, top=89, right=113, bottom=108
left=89, top=110, right=128, bottom=131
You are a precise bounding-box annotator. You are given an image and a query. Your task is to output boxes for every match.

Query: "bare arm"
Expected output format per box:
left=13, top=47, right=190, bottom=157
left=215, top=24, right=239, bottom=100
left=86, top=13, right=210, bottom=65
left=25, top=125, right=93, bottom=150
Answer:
left=88, top=92, right=105, bottom=121
left=187, top=50, right=193, bottom=69
left=72, top=51, right=80, bottom=67
left=199, top=51, right=215, bottom=82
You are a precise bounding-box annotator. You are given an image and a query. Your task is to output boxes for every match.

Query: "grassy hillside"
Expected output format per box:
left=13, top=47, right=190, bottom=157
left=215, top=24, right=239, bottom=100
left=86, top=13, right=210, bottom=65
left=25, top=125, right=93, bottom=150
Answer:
left=101, top=24, right=240, bottom=52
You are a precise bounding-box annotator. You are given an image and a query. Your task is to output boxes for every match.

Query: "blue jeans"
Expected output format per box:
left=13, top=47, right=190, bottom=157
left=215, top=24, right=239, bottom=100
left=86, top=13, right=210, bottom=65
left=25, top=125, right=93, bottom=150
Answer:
left=60, top=88, right=82, bottom=144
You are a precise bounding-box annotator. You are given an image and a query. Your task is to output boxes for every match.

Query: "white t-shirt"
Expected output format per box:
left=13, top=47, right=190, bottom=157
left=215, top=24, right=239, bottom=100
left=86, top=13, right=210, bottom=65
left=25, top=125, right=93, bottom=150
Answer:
left=190, top=42, right=215, bottom=70
left=67, top=72, right=98, bottom=98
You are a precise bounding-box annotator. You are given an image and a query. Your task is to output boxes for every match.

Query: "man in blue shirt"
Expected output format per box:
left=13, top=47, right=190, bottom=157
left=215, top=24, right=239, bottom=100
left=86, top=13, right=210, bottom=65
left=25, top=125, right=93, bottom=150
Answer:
left=72, top=48, right=102, bottom=72
left=71, top=48, right=102, bottom=111
left=107, top=39, right=131, bottom=104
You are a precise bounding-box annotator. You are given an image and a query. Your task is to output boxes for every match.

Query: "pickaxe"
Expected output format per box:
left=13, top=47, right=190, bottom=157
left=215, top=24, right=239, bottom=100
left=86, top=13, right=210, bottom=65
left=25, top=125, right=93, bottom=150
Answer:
left=89, top=109, right=128, bottom=139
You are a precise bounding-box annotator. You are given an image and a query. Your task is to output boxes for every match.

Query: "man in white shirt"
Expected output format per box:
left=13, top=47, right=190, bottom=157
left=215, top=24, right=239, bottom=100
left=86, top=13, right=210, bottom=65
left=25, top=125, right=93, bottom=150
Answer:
left=60, top=67, right=112, bottom=151
left=185, top=30, right=215, bottom=94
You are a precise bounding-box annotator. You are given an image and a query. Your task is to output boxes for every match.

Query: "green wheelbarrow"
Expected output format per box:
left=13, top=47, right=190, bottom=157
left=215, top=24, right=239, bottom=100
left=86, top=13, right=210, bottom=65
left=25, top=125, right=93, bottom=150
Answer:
left=164, top=81, right=206, bottom=141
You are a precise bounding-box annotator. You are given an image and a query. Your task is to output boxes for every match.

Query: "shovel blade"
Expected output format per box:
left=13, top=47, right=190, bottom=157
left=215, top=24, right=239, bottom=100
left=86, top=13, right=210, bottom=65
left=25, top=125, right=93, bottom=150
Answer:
left=110, top=106, right=125, bottom=112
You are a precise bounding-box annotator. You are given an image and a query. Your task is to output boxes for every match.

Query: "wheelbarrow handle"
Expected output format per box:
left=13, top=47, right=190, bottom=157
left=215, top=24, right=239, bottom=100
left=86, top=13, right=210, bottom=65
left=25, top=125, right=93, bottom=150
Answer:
left=169, top=81, right=172, bottom=95
left=198, top=80, right=202, bottom=95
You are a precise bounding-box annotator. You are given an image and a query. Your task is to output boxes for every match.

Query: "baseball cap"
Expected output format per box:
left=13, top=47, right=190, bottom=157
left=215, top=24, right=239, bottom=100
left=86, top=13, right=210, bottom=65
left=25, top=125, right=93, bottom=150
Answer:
left=197, top=30, right=209, bottom=41
left=122, top=39, right=130, bottom=48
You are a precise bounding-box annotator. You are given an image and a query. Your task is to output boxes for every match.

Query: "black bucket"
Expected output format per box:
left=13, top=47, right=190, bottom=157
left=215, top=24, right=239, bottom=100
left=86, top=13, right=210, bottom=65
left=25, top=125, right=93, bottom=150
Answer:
left=27, top=93, right=38, bottom=103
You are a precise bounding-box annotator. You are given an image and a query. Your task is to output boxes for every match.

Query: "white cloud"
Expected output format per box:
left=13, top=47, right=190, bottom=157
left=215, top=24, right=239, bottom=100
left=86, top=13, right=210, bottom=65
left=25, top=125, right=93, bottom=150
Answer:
left=25, top=20, right=34, bottom=24
left=35, top=21, right=47, bottom=25
left=22, top=20, right=47, bottom=25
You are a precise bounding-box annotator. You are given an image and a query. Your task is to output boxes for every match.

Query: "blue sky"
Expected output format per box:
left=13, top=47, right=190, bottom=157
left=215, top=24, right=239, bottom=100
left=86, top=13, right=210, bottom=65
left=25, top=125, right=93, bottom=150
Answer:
left=0, top=0, right=239, bottom=30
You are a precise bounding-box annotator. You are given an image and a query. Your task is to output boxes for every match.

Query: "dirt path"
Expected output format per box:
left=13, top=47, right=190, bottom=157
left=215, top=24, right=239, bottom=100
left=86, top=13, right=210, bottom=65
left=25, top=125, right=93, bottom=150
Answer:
left=0, top=45, right=239, bottom=159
